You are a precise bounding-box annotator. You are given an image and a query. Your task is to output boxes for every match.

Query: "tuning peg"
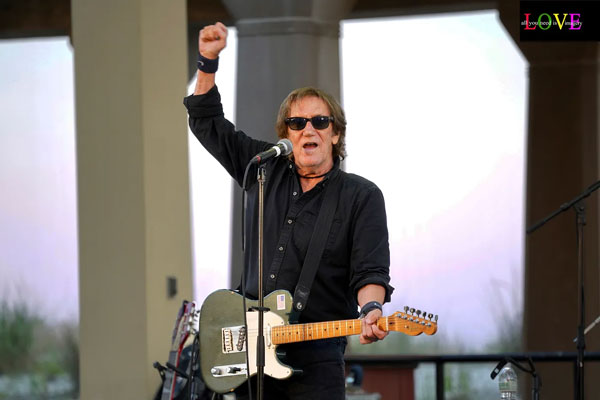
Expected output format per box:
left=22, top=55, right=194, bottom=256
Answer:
left=403, top=306, right=409, bottom=313
left=416, top=310, right=422, bottom=317
left=428, top=313, right=433, bottom=319
left=409, top=307, right=415, bottom=314
left=434, top=315, right=438, bottom=322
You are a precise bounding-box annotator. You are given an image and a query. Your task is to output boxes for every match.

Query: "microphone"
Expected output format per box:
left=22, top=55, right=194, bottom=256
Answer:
left=490, top=358, right=508, bottom=380
left=250, top=139, right=292, bottom=164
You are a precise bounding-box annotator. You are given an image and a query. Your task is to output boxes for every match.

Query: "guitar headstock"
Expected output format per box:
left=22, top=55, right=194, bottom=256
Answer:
left=170, top=300, right=199, bottom=352
left=379, top=306, right=438, bottom=336
left=189, top=301, right=200, bottom=336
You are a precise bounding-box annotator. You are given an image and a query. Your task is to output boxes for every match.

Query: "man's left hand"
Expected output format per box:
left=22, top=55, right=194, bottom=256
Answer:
left=359, top=309, right=389, bottom=344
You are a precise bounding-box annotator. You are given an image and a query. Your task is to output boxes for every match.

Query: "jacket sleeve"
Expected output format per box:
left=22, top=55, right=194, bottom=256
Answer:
left=183, top=85, right=272, bottom=187
left=349, top=185, right=394, bottom=303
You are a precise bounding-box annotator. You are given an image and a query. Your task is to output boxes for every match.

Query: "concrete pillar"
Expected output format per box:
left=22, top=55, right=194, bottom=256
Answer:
left=222, top=0, right=356, bottom=288
left=523, top=45, right=600, bottom=400
left=71, top=0, right=192, bottom=398
left=499, top=3, right=600, bottom=398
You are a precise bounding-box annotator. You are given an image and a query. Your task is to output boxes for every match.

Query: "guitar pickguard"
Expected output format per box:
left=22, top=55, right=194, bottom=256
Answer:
left=199, top=289, right=295, bottom=394
left=209, top=311, right=291, bottom=382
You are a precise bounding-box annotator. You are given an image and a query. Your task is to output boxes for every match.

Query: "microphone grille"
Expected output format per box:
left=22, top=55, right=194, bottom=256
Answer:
left=278, top=138, right=293, bottom=156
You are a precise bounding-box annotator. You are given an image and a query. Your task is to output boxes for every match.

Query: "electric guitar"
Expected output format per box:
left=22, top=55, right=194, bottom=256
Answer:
left=199, top=289, right=438, bottom=394
left=161, top=300, right=200, bottom=400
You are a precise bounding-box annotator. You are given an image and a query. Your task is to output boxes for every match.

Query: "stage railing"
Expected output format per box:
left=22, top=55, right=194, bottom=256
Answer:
left=345, top=351, right=600, bottom=400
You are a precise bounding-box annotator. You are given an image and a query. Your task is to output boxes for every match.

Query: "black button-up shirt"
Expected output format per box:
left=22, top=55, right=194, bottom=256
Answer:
left=184, top=86, right=393, bottom=323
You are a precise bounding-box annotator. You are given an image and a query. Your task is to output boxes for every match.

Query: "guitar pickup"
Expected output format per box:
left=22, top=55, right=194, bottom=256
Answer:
left=222, top=329, right=233, bottom=353
left=221, top=325, right=247, bottom=354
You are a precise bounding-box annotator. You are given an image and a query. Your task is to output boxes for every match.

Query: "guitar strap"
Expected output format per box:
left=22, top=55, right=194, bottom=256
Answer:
left=291, top=168, right=343, bottom=319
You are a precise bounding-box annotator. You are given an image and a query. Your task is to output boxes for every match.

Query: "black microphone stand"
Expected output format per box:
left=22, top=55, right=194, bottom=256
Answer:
left=527, top=180, right=600, bottom=400
left=254, top=163, right=267, bottom=400
left=241, top=145, right=290, bottom=400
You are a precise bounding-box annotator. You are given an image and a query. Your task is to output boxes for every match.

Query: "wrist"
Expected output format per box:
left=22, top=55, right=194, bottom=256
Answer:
left=199, top=50, right=219, bottom=60
left=359, top=301, right=382, bottom=318
left=198, top=52, right=219, bottom=74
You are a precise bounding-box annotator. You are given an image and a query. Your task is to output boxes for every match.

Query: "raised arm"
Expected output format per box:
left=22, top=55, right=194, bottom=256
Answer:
left=184, top=22, right=272, bottom=186
left=194, top=22, right=228, bottom=95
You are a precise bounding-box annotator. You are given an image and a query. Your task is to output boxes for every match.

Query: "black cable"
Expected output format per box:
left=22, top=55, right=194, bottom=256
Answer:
left=240, top=161, right=254, bottom=400
left=242, top=162, right=253, bottom=254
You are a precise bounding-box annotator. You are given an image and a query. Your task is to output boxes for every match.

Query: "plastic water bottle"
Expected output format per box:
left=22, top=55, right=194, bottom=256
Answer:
left=498, top=364, right=518, bottom=399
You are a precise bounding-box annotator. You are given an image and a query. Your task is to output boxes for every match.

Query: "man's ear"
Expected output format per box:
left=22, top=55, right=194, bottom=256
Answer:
left=332, top=132, right=340, bottom=145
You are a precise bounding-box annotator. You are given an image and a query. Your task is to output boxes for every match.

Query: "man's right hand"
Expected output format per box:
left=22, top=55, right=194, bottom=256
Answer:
left=199, top=22, right=228, bottom=60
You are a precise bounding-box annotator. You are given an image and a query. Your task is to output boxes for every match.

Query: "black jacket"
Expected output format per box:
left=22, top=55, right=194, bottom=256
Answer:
left=184, top=86, right=393, bottom=323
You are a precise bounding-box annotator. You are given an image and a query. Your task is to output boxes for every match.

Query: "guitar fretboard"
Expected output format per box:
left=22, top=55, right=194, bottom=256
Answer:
left=271, top=317, right=390, bottom=345
left=269, top=314, right=435, bottom=345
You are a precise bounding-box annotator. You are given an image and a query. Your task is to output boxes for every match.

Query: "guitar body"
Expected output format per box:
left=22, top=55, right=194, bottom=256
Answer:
left=199, top=289, right=294, bottom=394
left=199, top=289, right=438, bottom=394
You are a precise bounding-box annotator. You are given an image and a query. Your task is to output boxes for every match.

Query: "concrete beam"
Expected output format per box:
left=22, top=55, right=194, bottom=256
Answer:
left=0, top=0, right=498, bottom=40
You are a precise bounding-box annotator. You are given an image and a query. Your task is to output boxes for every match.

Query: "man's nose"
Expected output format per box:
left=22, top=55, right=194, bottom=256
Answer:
left=303, top=121, right=317, bottom=134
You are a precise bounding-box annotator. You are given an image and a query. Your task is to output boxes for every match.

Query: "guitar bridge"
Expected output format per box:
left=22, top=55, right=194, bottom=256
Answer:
left=222, top=325, right=247, bottom=354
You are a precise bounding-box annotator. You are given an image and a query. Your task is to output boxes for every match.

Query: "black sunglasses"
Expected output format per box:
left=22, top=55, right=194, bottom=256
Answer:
left=285, top=116, right=334, bottom=130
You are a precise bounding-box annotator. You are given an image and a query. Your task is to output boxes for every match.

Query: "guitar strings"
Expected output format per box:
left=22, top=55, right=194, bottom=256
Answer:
left=228, top=316, right=428, bottom=336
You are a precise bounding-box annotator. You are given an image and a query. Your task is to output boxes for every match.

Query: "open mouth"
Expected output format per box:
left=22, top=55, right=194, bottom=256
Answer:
left=303, top=142, right=318, bottom=150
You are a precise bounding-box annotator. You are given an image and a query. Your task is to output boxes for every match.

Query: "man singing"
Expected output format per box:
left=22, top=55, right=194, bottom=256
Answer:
left=183, top=22, right=394, bottom=400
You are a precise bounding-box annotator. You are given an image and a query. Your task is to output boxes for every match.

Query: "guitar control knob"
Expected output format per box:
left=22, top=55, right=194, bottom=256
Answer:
left=211, top=367, right=221, bottom=376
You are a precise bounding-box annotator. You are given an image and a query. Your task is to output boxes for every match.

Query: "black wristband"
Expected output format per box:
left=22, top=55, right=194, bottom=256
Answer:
left=197, top=53, right=219, bottom=73
left=359, top=301, right=382, bottom=318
